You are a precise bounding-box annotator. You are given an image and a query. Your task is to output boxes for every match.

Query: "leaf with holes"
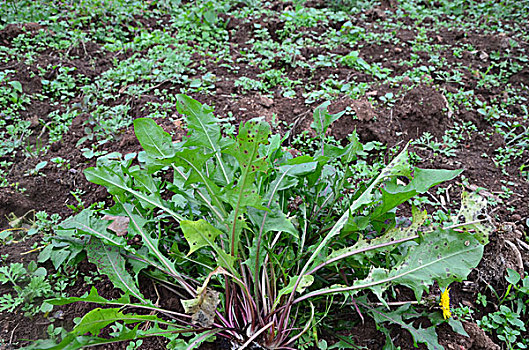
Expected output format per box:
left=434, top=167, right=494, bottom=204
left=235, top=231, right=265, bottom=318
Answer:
left=451, top=192, right=494, bottom=244
left=353, top=228, right=484, bottom=301
left=226, top=119, right=270, bottom=177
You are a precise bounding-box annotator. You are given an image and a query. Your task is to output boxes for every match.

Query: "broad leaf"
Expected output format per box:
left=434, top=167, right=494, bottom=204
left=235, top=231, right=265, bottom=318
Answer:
left=248, top=204, right=298, bottom=237
left=353, top=228, right=484, bottom=301
left=134, top=118, right=175, bottom=159
left=372, top=168, right=463, bottom=219
left=60, top=210, right=127, bottom=247
left=72, top=308, right=166, bottom=336
left=310, top=101, right=345, bottom=137
left=274, top=275, right=314, bottom=309
left=181, top=219, right=236, bottom=273
left=86, top=238, right=147, bottom=304
left=176, top=94, right=231, bottom=184
left=84, top=166, right=184, bottom=222
left=226, top=119, right=270, bottom=177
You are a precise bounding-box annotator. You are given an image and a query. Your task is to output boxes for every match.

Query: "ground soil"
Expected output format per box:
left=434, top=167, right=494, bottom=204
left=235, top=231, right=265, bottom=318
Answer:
left=1, top=1, right=528, bottom=349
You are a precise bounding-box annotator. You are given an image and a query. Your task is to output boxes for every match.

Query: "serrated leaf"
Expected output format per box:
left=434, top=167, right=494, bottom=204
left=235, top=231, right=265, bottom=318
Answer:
left=134, top=118, right=175, bottom=159
left=84, top=167, right=184, bottom=222
left=60, top=210, right=127, bottom=247
left=46, top=286, right=131, bottom=306
left=170, top=148, right=225, bottom=214
left=72, top=308, right=164, bottom=336
left=298, top=144, right=412, bottom=282
left=248, top=203, right=298, bottom=237
left=23, top=322, right=187, bottom=350
left=176, top=94, right=231, bottom=184
left=181, top=220, right=236, bottom=273
left=121, top=204, right=184, bottom=284
left=86, top=238, right=147, bottom=303
left=370, top=304, right=442, bottom=350
left=354, top=228, right=484, bottom=301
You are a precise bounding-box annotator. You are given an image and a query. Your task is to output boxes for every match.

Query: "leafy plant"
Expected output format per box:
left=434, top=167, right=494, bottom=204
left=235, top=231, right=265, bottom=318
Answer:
left=0, top=261, right=53, bottom=315
left=478, top=268, right=529, bottom=349
left=30, top=96, right=491, bottom=349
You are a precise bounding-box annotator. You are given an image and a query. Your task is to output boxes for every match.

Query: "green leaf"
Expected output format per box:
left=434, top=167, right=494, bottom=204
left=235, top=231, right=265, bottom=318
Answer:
left=170, top=148, right=225, bottom=215
left=505, top=268, right=521, bottom=285
left=226, top=119, right=270, bottom=176
left=323, top=207, right=427, bottom=269
left=182, top=219, right=223, bottom=255
left=248, top=203, right=298, bottom=237
left=46, top=286, right=130, bottom=306
left=176, top=94, right=231, bottom=184
left=370, top=304, right=442, bottom=350
left=8, top=80, right=23, bottom=93
left=447, top=318, right=469, bottom=337
left=373, top=167, right=462, bottom=221
left=224, top=119, right=271, bottom=256
left=298, top=144, right=412, bottom=283
left=274, top=275, right=314, bottom=309
left=60, top=210, right=127, bottom=247
left=354, top=228, right=484, bottom=301
left=84, top=166, right=184, bottom=222
left=121, top=204, right=187, bottom=287
left=73, top=308, right=165, bottom=336
left=24, top=313, right=185, bottom=350
left=181, top=219, right=236, bottom=273
left=310, top=101, right=345, bottom=137
left=134, top=118, right=175, bottom=159
left=409, top=168, right=463, bottom=193
left=243, top=236, right=267, bottom=283
left=86, top=238, right=148, bottom=304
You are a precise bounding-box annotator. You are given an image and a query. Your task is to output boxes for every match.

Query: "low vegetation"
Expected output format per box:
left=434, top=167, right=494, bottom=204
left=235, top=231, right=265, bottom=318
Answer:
left=0, top=0, right=528, bottom=349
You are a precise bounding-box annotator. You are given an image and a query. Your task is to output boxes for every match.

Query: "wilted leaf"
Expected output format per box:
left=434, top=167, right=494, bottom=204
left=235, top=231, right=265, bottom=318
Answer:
left=181, top=287, right=220, bottom=327
left=102, top=215, right=129, bottom=236
left=451, top=192, right=494, bottom=244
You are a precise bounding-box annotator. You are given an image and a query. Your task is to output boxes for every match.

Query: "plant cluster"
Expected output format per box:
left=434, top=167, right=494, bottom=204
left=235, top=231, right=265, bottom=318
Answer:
left=27, top=96, right=493, bottom=349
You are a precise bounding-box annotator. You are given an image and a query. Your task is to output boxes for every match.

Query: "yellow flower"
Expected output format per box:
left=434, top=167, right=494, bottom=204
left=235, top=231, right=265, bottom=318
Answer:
left=439, top=288, right=451, bottom=319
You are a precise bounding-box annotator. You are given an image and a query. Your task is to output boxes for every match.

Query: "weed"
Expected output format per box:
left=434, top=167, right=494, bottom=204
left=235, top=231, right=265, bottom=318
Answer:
left=0, top=261, right=53, bottom=316
left=29, top=96, right=491, bottom=349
